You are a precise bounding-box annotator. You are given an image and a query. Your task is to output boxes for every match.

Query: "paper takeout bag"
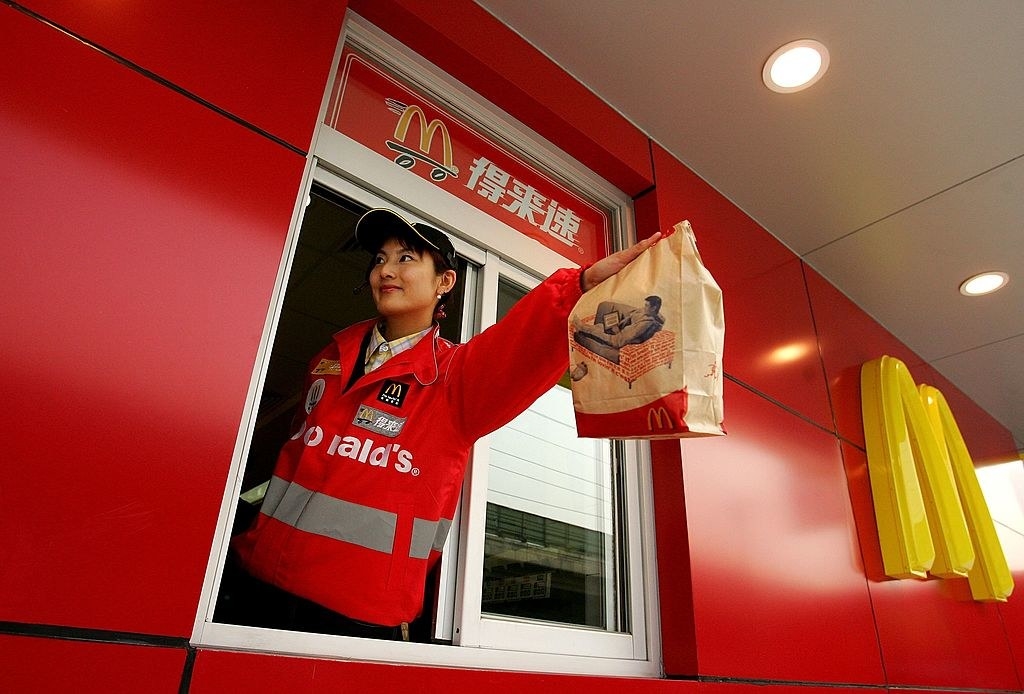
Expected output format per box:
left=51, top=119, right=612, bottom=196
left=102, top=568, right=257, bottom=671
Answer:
left=569, top=220, right=725, bottom=439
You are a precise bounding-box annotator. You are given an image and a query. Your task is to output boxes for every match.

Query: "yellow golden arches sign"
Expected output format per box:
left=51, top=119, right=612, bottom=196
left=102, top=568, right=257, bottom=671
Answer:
left=389, top=103, right=458, bottom=178
left=861, top=356, right=1012, bottom=601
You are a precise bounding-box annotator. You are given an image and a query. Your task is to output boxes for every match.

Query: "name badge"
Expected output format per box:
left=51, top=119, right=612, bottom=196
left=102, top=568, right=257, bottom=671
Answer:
left=312, top=358, right=342, bottom=375
left=378, top=380, right=408, bottom=407
left=353, top=404, right=407, bottom=438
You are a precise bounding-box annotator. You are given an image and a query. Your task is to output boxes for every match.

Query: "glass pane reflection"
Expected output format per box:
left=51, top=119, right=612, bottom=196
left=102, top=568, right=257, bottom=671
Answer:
left=481, top=278, right=622, bottom=630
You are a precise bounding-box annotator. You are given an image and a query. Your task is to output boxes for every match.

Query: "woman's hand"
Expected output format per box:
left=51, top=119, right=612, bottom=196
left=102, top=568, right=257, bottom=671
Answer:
left=581, top=232, right=663, bottom=292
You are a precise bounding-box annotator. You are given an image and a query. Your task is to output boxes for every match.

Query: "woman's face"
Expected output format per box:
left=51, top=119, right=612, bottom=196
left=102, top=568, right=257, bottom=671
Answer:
left=369, top=237, right=455, bottom=329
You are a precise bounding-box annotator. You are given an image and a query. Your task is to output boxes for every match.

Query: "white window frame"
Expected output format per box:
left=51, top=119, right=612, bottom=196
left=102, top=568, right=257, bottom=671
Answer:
left=451, top=260, right=653, bottom=661
left=191, top=11, right=662, bottom=678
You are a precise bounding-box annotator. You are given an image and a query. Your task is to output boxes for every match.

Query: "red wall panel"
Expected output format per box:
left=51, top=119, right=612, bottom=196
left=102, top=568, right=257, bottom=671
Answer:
left=841, top=447, right=1020, bottom=689
left=347, top=0, right=654, bottom=196
left=987, top=457, right=1024, bottom=670
left=648, top=144, right=834, bottom=432
left=871, top=573, right=1019, bottom=689
left=839, top=444, right=888, bottom=586
left=803, top=264, right=921, bottom=448
left=0, top=6, right=305, bottom=636
left=681, top=381, right=883, bottom=682
left=698, top=682, right=877, bottom=694
left=995, top=524, right=1024, bottom=680
left=16, top=0, right=345, bottom=152
left=0, top=635, right=185, bottom=694
left=649, top=438, right=699, bottom=675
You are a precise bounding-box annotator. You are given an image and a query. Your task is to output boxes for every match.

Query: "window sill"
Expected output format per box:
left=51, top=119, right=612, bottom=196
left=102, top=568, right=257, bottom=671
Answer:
left=194, top=621, right=660, bottom=678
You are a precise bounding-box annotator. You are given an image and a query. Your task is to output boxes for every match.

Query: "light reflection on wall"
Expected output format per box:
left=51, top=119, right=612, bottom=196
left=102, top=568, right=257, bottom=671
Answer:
left=976, top=458, right=1024, bottom=535
left=767, top=342, right=812, bottom=365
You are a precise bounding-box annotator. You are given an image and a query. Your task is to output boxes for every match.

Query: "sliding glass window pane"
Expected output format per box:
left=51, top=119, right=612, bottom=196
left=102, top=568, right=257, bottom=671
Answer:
left=481, top=278, right=623, bottom=630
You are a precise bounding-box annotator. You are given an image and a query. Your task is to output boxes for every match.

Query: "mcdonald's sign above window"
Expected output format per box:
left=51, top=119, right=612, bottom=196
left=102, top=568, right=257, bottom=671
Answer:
left=324, top=48, right=611, bottom=265
left=861, top=356, right=1013, bottom=601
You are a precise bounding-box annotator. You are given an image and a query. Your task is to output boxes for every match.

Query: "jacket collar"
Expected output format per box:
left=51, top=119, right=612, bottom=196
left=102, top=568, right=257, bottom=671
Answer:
left=336, top=319, right=450, bottom=386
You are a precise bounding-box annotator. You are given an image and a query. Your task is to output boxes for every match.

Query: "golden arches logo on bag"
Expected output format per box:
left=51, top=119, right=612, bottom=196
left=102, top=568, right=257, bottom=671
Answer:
left=646, top=407, right=676, bottom=432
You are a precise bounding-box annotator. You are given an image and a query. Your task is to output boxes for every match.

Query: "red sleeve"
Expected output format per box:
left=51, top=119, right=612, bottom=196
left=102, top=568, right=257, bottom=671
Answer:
left=446, top=267, right=583, bottom=442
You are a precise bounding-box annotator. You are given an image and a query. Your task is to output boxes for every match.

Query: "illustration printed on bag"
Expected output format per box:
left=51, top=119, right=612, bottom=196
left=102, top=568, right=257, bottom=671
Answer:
left=569, top=295, right=673, bottom=388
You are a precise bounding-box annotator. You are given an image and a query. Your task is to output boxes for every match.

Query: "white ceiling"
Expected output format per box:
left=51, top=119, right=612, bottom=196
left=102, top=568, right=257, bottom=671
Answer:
left=477, top=0, right=1024, bottom=451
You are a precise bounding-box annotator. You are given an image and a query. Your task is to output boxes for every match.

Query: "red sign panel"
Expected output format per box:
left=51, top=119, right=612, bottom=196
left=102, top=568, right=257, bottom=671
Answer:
left=324, top=49, right=610, bottom=264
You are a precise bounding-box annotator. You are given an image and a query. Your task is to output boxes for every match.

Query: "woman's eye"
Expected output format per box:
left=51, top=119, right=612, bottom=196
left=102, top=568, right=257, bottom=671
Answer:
left=399, top=253, right=415, bottom=262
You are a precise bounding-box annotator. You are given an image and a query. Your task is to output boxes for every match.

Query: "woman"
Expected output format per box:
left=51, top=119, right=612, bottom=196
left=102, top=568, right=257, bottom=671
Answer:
left=223, top=208, right=660, bottom=639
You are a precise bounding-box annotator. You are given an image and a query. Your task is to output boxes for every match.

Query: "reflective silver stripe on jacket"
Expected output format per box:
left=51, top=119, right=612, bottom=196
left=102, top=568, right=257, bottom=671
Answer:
left=261, top=476, right=450, bottom=558
left=410, top=517, right=452, bottom=559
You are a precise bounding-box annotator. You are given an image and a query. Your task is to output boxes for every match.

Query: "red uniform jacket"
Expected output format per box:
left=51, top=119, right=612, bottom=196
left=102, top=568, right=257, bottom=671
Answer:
left=233, top=268, right=583, bottom=626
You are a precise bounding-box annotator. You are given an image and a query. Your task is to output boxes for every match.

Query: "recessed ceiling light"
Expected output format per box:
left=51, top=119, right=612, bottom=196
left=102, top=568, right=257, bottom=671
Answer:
left=763, top=39, right=830, bottom=93
left=959, top=271, right=1009, bottom=296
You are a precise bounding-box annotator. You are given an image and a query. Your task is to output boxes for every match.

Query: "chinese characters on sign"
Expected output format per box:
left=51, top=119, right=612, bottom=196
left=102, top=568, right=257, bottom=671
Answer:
left=464, top=156, right=583, bottom=249
left=324, top=49, right=609, bottom=265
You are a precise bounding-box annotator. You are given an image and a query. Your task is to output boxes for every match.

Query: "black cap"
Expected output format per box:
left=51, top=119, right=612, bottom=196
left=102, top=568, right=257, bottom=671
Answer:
left=355, top=208, right=457, bottom=270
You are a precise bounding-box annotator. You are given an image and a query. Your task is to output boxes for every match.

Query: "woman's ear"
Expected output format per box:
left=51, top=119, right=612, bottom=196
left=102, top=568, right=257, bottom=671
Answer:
left=438, top=268, right=457, bottom=295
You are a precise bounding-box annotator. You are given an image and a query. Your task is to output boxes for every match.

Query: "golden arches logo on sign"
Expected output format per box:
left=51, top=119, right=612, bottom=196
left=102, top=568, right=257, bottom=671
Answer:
left=646, top=406, right=676, bottom=432
left=861, top=355, right=1013, bottom=601
left=385, top=100, right=459, bottom=182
